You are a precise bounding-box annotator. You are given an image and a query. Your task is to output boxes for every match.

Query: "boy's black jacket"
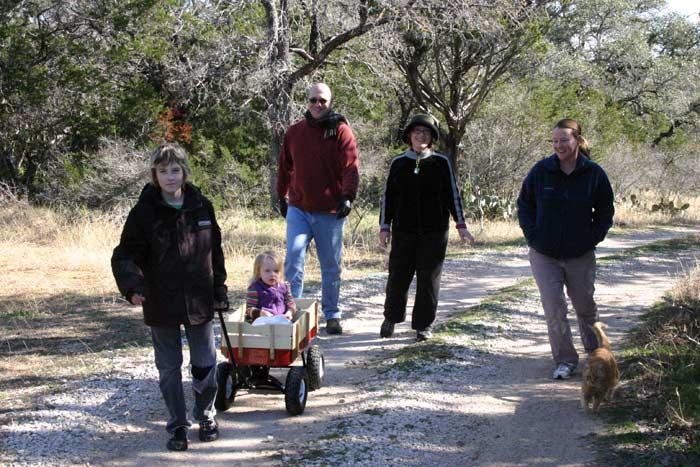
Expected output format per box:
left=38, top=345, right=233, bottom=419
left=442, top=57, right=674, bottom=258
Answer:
left=517, top=154, right=615, bottom=259
left=111, top=183, right=227, bottom=326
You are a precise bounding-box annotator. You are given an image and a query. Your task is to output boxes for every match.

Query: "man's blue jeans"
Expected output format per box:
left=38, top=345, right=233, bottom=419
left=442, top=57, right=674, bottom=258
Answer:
left=150, top=321, right=218, bottom=433
left=285, top=205, right=345, bottom=321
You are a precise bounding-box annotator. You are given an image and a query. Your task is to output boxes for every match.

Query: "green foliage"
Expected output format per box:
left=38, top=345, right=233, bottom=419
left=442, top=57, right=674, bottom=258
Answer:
left=184, top=101, right=272, bottom=212
left=393, top=341, right=455, bottom=373
left=527, top=78, right=648, bottom=154
left=189, top=135, right=268, bottom=213
left=0, top=0, right=172, bottom=195
left=355, top=174, right=385, bottom=211
left=463, top=191, right=516, bottom=221
left=2, top=0, right=699, bottom=209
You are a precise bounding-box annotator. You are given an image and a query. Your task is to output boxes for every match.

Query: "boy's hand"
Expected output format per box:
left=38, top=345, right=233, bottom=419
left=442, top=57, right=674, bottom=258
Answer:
left=284, top=310, right=293, bottom=320
left=260, top=309, right=274, bottom=317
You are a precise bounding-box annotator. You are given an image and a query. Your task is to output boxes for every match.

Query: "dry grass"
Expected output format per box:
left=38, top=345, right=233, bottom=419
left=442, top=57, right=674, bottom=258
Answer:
left=671, top=264, right=700, bottom=306
left=0, top=200, right=148, bottom=410
left=0, top=193, right=696, bottom=412
left=219, top=206, right=386, bottom=293
left=614, top=192, right=700, bottom=227
left=468, top=219, right=524, bottom=246
left=0, top=200, right=390, bottom=410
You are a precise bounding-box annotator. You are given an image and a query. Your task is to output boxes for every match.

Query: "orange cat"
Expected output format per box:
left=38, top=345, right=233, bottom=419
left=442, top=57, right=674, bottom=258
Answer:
left=581, top=322, right=620, bottom=412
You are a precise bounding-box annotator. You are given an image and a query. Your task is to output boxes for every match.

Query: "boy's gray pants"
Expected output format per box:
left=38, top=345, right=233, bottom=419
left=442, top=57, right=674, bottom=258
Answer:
left=150, top=321, right=218, bottom=433
left=528, top=248, right=600, bottom=368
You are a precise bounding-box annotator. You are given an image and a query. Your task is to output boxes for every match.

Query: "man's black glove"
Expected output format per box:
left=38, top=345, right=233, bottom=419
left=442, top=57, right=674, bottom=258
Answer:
left=336, top=196, right=352, bottom=219
left=278, top=197, right=288, bottom=218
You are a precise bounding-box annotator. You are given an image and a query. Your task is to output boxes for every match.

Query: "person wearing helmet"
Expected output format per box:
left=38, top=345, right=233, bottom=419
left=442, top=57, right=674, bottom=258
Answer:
left=378, top=114, right=475, bottom=341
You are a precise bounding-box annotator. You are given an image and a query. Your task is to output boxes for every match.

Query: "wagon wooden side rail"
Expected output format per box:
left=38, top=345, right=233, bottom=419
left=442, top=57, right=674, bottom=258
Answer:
left=220, top=298, right=319, bottom=367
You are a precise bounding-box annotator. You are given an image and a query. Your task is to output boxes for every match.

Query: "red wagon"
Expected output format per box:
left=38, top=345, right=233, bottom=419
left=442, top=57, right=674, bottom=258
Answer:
left=215, top=298, right=325, bottom=415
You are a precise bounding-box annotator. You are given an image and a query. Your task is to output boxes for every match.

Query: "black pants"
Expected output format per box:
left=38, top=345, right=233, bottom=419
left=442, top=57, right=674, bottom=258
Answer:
left=383, top=230, right=448, bottom=330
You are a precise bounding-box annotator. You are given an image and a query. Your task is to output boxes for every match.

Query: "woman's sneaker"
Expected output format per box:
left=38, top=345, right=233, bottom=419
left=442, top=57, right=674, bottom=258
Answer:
left=416, top=327, right=432, bottom=341
left=552, top=363, right=573, bottom=380
left=166, top=427, right=188, bottom=451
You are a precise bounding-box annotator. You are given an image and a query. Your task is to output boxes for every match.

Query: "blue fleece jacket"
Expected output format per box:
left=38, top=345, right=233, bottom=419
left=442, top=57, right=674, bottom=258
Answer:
left=517, top=154, right=614, bottom=259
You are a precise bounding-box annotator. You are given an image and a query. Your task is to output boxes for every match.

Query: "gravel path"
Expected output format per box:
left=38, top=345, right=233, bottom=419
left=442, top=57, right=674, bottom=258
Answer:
left=2, top=226, right=699, bottom=467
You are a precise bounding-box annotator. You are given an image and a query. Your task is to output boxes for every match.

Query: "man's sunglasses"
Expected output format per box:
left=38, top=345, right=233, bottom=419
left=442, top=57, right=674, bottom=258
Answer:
left=308, top=97, right=328, bottom=104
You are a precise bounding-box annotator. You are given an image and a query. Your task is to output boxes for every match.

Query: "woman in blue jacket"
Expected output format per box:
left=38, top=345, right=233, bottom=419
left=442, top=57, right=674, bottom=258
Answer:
left=517, top=118, right=614, bottom=380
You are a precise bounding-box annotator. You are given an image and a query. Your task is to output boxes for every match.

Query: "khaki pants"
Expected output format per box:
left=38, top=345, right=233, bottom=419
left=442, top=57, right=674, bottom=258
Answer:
left=528, top=248, right=599, bottom=368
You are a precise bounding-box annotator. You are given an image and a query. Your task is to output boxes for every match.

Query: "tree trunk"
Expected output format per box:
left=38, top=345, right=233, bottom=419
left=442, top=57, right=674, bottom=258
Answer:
left=262, top=0, right=293, bottom=213
left=441, top=129, right=459, bottom=168
left=267, top=81, right=293, bottom=212
left=0, top=150, right=20, bottom=190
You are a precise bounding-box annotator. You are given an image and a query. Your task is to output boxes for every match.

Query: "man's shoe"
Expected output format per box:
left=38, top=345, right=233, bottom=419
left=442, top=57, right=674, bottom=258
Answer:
left=380, top=319, right=395, bottom=338
left=553, top=363, right=574, bottom=380
left=326, top=318, right=343, bottom=335
left=416, top=328, right=432, bottom=342
left=166, top=427, right=188, bottom=451
left=199, top=419, right=219, bottom=442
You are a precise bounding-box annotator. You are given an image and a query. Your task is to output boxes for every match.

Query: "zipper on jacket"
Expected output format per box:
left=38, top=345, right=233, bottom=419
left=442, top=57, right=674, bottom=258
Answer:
left=416, top=156, right=423, bottom=234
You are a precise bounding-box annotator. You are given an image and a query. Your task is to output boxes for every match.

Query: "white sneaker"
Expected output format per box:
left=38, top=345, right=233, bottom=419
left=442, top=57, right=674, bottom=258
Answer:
left=553, top=363, right=573, bottom=380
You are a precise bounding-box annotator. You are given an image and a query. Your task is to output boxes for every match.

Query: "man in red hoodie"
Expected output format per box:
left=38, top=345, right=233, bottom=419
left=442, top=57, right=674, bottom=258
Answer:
left=276, top=83, right=360, bottom=335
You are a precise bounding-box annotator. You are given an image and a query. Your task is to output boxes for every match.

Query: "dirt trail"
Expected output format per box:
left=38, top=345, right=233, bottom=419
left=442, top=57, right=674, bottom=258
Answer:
left=4, top=226, right=700, bottom=467
left=97, top=225, right=700, bottom=467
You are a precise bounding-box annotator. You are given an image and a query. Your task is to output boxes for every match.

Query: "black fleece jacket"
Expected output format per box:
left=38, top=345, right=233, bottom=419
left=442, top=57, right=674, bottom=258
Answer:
left=111, top=183, right=227, bottom=326
left=380, top=149, right=466, bottom=234
left=517, top=154, right=614, bottom=259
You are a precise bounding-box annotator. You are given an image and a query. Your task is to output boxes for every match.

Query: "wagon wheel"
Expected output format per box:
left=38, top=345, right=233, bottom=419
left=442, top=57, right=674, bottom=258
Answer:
left=305, top=345, right=325, bottom=391
left=284, top=367, right=308, bottom=415
left=214, top=362, right=237, bottom=411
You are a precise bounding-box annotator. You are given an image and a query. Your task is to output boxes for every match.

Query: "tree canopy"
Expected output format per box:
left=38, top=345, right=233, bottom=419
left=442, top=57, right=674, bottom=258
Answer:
left=1, top=0, right=698, bottom=215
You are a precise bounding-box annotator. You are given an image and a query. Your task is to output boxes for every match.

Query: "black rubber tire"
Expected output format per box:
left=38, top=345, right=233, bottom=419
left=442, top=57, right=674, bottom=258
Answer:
left=306, top=345, right=325, bottom=391
left=214, top=362, right=236, bottom=411
left=284, top=367, right=308, bottom=415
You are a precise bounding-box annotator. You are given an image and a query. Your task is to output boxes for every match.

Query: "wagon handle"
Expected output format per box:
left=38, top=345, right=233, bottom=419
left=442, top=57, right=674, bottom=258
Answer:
left=216, top=307, right=238, bottom=369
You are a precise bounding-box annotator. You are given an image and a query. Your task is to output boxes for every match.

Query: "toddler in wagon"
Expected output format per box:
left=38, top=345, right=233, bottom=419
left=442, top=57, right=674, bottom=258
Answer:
left=245, top=251, right=296, bottom=322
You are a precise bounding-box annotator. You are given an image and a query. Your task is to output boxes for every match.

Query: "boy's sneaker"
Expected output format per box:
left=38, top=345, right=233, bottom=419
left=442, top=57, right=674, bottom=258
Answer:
left=326, top=318, right=343, bottom=335
left=416, top=327, right=432, bottom=342
left=166, top=427, right=188, bottom=451
left=199, top=419, right=219, bottom=442
left=553, top=363, right=573, bottom=380
left=380, top=319, right=395, bottom=338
